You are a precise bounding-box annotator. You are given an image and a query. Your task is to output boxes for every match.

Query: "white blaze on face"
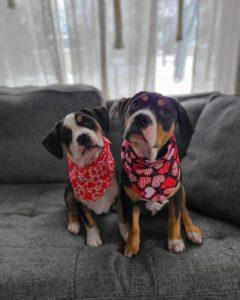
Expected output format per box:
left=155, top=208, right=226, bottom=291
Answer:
left=125, top=109, right=157, bottom=147
left=63, top=113, right=103, bottom=166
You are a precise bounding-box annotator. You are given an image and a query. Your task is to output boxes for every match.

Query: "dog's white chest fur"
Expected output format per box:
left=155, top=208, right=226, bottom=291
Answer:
left=80, top=177, right=118, bottom=214
left=144, top=199, right=169, bottom=215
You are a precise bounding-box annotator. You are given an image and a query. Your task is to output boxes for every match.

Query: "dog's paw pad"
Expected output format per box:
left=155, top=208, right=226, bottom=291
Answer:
left=68, top=222, right=81, bottom=234
left=119, top=222, right=129, bottom=242
left=86, top=225, right=102, bottom=247
left=186, top=231, right=202, bottom=244
left=168, top=239, right=185, bottom=253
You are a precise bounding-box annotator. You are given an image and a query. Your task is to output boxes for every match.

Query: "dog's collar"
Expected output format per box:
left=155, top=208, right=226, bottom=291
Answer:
left=121, top=135, right=181, bottom=203
left=67, top=137, right=115, bottom=203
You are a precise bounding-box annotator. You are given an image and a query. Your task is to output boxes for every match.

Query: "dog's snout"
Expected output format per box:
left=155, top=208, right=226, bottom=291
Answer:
left=77, top=133, right=92, bottom=147
left=133, top=114, right=151, bottom=128
left=125, top=114, right=152, bottom=140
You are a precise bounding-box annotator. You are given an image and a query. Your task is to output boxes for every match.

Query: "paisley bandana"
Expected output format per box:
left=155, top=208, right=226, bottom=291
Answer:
left=121, top=135, right=181, bottom=203
left=67, top=137, right=115, bottom=203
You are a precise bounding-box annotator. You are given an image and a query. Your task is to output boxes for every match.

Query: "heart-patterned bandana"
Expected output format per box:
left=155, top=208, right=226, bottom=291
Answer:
left=67, top=137, right=115, bottom=203
left=121, top=135, right=181, bottom=203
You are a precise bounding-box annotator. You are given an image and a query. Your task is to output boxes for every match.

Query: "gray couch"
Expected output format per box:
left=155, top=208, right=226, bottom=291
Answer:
left=0, top=85, right=239, bottom=299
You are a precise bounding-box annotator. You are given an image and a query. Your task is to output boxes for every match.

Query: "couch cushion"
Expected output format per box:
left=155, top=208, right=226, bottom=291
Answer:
left=0, top=183, right=240, bottom=299
left=0, top=84, right=104, bottom=183
left=175, top=93, right=218, bottom=159
left=182, top=94, right=240, bottom=225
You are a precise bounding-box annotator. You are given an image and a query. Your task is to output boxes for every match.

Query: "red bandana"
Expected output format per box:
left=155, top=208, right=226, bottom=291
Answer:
left=121, top=135, right=181, bottom=203
left=67, top=137, right=115, bottom=203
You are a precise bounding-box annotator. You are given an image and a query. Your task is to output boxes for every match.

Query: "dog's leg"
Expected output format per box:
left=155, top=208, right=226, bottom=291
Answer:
left=116, top=196, right=129, bottom=242
left=168, top=188, right=185, bottom=253
left=64, top=186, right=81, bottom=234
left=124, top=205, right=141, bottom=257
left=82, top=205, right=102, bottom=247
left=181, top=186, right=202, bottom=244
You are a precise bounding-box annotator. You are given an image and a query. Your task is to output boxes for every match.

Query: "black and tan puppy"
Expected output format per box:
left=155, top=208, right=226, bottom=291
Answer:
left=111, top=91, right=202, bottom=257
left=43, top=107, right=127, bottom=247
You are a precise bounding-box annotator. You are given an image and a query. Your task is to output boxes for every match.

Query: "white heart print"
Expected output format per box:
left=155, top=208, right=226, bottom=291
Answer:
left=144, top=186, right=155, bottom=198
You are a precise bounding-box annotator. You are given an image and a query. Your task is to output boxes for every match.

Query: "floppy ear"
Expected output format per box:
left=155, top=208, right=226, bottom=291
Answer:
left=174, top=100, right=194, bottom=141
left=81, top=107, right=110, bottom=135
left=42, top=121, right=63, bottom=159
left=109, top=98, right=131, bottom=125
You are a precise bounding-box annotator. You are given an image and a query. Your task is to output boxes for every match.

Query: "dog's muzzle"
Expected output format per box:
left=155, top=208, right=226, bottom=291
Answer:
left=77, top=133, right=102, bottom=156
left=125, top=113, right=151, bottom=141
left=77, top=133, right=93, bottom=148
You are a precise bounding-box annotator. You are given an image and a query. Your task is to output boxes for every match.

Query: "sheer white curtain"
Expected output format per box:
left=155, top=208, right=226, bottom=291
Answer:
left=0, top=1, right=102, bottom=88
left=0, top=1, right=58, bottom=86
left=63, top=0, right=160, bottom=98
left=0, top=0, right=239, bottom=98
left=0, top=0, right=160, bottom=98
left=192, top=0, right=240, bottom=95
left=0, top=0, right=192, bottom=98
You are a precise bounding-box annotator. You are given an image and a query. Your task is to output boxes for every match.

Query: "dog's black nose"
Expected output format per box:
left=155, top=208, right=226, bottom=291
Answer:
left=77, top=133, right=92, bottom=147
left=125, top=114, right=152, bottom=140
left=133, top=114, right=151, bottom=128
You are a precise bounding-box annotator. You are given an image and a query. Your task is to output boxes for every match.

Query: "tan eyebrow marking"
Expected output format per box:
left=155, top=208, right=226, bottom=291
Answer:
left=76, top=115, right=82, bottom=123
left=158, top=99, right=165, bottom=106
left=141, top=95, right=149, bottom=101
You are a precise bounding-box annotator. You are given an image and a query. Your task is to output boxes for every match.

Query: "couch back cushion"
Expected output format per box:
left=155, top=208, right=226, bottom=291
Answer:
left=175, top=94, right=216, bottom=159
left=0, top=85, right=104, bottom=183
left=182, top=94, right=240, bottom=225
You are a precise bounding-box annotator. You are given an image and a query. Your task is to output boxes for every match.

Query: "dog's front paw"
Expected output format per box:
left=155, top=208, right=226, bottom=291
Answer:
left=86, top=225, right=102, bottom=247
left=124, top=234, right=140, bottom=257
left=186, top=226, right=202, bottom=245
left=124, top=243, right=139, bottom=257
left=124, top=242, right=140, bottom=257
left=168, top=239, right=185, bottom=253
left=119, top=222, right=129, bottom=242
left=68, top=222, right=81, bottom=234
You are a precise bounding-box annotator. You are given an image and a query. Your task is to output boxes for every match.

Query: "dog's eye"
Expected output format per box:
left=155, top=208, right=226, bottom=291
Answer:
left=82, top=117, right=97, bottom=130
left=132, top=101, right=140, bottom=110
left=83, top=118, right=93, bottom=126
left=161, top=107, right=171, bottom=116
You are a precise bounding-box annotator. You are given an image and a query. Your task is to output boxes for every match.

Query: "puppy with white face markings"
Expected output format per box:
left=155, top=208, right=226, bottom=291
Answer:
left=43, top=107, right=127, bottom=247
left=111, top=91, right=203, bottom=257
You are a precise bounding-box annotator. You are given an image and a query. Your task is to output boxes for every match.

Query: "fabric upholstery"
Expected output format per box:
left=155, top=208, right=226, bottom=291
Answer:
left=175, top=92, right=219, bottom=158
left=182, top=94, right=240, bottom=225
left=0, top=84, right=104, bottom=184
left=0, top=183, right=240, bottom=299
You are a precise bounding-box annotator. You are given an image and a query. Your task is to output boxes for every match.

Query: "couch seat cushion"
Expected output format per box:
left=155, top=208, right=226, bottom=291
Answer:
left=0, top=184, right=240, bottom=299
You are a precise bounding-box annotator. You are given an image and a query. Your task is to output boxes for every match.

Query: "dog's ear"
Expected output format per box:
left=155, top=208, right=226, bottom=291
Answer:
left=110, top=98, right=131, bottom=125
left=42, top=121, right=63, bottom=159
left=81, top=107, right=110, bottom=135
left=174, top=99, right=194, bottom=141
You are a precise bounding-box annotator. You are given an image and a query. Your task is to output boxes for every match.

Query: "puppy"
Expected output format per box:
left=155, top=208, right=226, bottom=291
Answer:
left=111, top=91, right=202, bottom=257
left=43, top=107, right=127, bottom=246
